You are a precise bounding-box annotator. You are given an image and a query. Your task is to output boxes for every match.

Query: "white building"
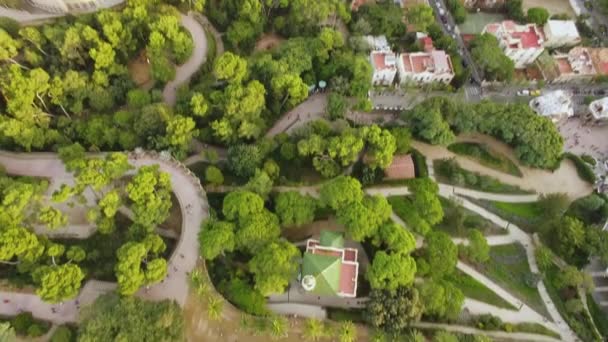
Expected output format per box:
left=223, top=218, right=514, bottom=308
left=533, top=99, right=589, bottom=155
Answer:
left=589, top=97, right=608, bottom=124
left=370, top=51, right=398, bottom=86
left=529, top=90, right=574, bottom=122
left=483, top=21, right=545, bottom=69
left=543, top=20, right=581, bottom=49
left=29, top=0, right=122, bottom=13
left=364, top=35, right=391, bottom=52
left=397, top=50, right=455, bottom=85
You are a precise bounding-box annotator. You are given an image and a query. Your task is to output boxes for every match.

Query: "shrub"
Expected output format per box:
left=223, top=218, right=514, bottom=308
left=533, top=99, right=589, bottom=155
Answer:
left=205, top=165, right=224, bottom=185
left=564, top=152, right=596, bottom=184
left=11, top=312, right=35, bottom=336
left=51, top=325, right=74, bottom=342
left=410, top=149, right=428, bottom=178
left=27, top=324, right=46, bottom=337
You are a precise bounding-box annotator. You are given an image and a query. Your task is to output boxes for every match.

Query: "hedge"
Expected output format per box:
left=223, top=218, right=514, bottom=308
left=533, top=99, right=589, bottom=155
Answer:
left=564, top=153, right=596, bottom=184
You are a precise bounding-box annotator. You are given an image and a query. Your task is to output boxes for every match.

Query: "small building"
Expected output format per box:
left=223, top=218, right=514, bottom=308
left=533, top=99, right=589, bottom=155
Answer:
left=483, top=21, right=545, bottom=69
left=384, top=154, right=416, bottom=180
left=529, top=90, right=574, bottom=122
left=301, top=231, right=359, bottom=298
left=370, top=51, right=398, bottom=86
left=589, top=97, right=608, bottom=124
left=543, top=47, right=597, bottom=83
left=397, top=37, right=455, bottom=85
left=543, top=20, right=581, bottom=49
left=29, top=0, right=120, bottom=13
left=364, top=35, right=391, bottom=52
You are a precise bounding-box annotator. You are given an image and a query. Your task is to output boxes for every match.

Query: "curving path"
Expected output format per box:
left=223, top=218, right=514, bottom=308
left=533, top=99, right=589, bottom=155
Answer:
left=0, top=150, right=209, bottom=323
left=162, top=13, right=208, bottom=106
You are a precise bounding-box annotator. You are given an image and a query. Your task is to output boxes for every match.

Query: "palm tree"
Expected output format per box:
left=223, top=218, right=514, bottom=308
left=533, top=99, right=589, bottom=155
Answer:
left=189, top=270, right=210, bottom=298
left=338, top=321, right=356, bottom=342
left=268, top=315, right=288, bottom=340
left=207, top=296, right=223, bottom=321
left=302, top=318, right=326, bottom=341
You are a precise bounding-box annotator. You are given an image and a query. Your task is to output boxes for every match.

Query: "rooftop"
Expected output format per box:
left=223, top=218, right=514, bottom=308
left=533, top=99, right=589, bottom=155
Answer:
left=364, top=35, right=391, bottom=51
left=302, top=231, right=359, bottom=298
left=529, top=90, right=574, bottom=119
left=545, top=20, right=580, bottom=39
left=554, top=47, right=596, bottom=77
left=400, top=50, right=454, bottom=74
left=384, top=154, right=416, bottom=180
left=485, top=20, right=545, bottom=49
left=371, top=51, right=397, bottom=71
left=589, top=48, right=608, bottom=75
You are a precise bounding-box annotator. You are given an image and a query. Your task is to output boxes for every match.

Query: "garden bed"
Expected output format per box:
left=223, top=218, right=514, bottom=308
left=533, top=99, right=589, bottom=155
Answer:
left=434, top=159, right=533, bottom=195
left=446, top=271, right=516, bottom=310
left=448, top=142, right=522, bottom=177
left=436, top=197, right=507, bottom=237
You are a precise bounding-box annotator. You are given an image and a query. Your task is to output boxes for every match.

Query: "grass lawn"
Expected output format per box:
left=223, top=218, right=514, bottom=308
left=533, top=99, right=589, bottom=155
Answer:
left=446, top=271, right=516, bottom=310
left=437, top=197, right=507, bottom=237
left=458, top=12, right=507, bottom=34
left=491, top=201, right=543, bottom=220
left=448, top=142, right=523, bottom=177
left=475, top=243, right=549, bottom=318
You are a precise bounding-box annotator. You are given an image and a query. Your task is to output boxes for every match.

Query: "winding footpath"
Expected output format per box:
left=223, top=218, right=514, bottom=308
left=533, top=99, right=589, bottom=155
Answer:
left=0, top=151, right=209, bottom=323
left=162, top=13, right=208, bottom=106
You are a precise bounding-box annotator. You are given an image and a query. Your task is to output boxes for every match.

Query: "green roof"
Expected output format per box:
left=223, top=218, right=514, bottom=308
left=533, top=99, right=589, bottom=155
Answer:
left=302, top=252, right=341, bottom=296
left=319, top=231, right=344, bottom=248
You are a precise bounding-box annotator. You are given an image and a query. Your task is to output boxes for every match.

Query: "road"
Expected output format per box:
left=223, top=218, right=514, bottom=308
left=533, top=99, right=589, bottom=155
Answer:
left=427, top=0, right=483, bottom=85
left=162, top=13, right=208, bottom=106
left=0, top=150, right=209, bottom=323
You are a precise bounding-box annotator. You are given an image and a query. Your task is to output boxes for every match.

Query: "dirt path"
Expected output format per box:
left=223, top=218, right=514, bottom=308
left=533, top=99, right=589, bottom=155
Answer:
left=413, top=134, right=593, bottom=200
left=254, top=33, right=285, bottom=52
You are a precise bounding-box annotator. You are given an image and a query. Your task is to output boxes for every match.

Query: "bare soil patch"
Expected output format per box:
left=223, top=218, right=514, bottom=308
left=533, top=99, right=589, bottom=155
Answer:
left=128, top=50, right=154, bottom=89
left=254, top=33, right=286, bottom=52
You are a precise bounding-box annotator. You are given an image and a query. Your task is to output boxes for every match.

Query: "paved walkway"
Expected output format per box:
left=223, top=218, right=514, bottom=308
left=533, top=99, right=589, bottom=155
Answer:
left=0, top=150, right=209, bottom=323
left=411, top=322, right=561, bottom=342
left=162, top=13, right=208, bottom=106
left=414, top=135, right=593, bottom=200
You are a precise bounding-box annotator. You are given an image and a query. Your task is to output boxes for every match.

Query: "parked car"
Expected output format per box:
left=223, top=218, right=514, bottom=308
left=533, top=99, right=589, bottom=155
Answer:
left=531, top=89, right=541, bottom=96
left=594, top=89, right=606, bottom=95
left=438, top=8, right=445, bottom=16
left=441, top=15, right=447, bottom=24
left=517, top=90, right=530, bottom=96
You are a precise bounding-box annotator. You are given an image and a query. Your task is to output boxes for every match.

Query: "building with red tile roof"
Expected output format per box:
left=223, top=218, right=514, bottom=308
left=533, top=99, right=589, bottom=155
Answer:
left=483, top=20, right=545, bottom=69
left=384, top=154, right=416, bottom=180
left=370, top=50, right=398, bottom=86
left=397, top=49, right=455, bottom=85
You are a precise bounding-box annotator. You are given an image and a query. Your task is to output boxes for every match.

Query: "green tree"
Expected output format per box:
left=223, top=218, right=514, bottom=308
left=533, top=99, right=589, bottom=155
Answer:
left=32, top=263, right=85, bottom=303
left=248, top=239, right=301, bottom=296
left=244, top=169, right=273, bottom=199
left=126, top=165, right=172, bottom=230
left=38, top=206, right=67, bottom=230
left=390, top=127, right=411, bottom=154
left=538, top=193, right=569, bottom=220
left=470, top=34, right=515, bottom=82
left=199, top=220, right=235, bottom=260
left=78, top=294, right=183, bottom=342
left=326, top=93, right=348, bottom=119
left=114, top=237, right=167, bottom=295
left=465, top=229, right=490, bottom=263
left=361, top=125, right=397, bottom=169
left=337, top=195, right=391, bottom=242
left=0, top=28, right=24, bottom=67
left=433, top=331, right=459, bottom=342
left=405, top=5, right=435, bottom=32
left=505, top=0, right=525, bottom=21
left=418, top=231, right=458, bottom=278
left=402, top=102, right=455, bottom=145
left=236, top=209, right=281, bottom=253
left=366, top=286, right=422, bottom=332
left=205, top=166, right=224, bottom=186
left=0, top=226, right=44, bottom=265
left=319, top=176, right=363, bottom=210
left=419, top=281, right=464, bottom=320
left=373, top=222, right=417, bottom=254
left=367, top=251, right=417, bottom=290
left=409, top=178, right=444, bottom=226
left=274, top=191, right=317, bottom=227
left=222, top=190, right=265, bottom=221
left=214, top=51, right=248, bottom=83
left=163, top=115, right=197, bottom=159
left=527, top=7, right=550, bottom=25
left=227, top=144, right=263, bottom=178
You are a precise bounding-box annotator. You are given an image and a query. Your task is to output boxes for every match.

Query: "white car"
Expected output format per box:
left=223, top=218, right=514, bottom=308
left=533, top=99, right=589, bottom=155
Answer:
left=517, top=90, right=530, bottom=96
